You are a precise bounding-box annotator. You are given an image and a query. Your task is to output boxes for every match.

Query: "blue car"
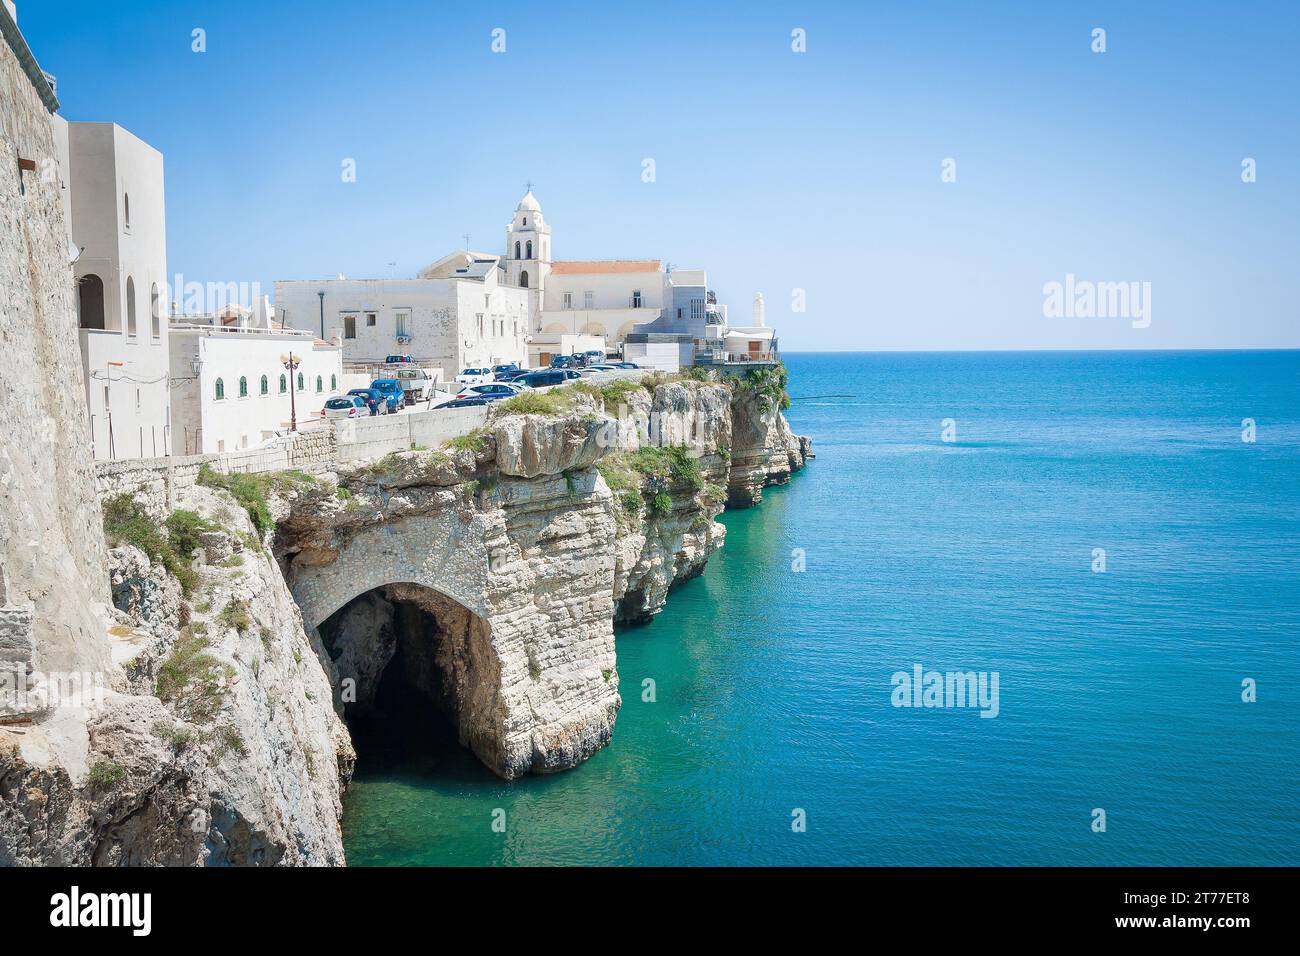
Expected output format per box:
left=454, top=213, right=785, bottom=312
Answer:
left=369, top=379, right=405, bottom=411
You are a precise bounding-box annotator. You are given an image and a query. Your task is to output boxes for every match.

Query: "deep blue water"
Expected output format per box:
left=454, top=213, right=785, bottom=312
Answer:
left=343, top=350, right=1300, bottom=865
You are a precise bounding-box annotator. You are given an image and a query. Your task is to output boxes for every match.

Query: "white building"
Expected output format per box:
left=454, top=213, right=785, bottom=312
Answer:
left=275, top=249, right=528, bottom=379
left=50, top=117, right=171, bottom=460
left=169, top=301, right=343, bottom=455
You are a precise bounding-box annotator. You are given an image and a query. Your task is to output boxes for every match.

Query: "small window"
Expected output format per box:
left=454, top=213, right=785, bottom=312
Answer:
left=520, top=271, right=529, bottom=289
left=526, top=240, right=533, bottom=259
left=331, top=374, right=337, bottom=391
left=124, top=192, right=130, bottom=230
left=514, top=240, right=521, bottom=258
left=632, top=289, right=642, bottom=308
left=297, top=372, right=305, bottom=391
left=562, top=292, right=572, bottom=309
left=315, top=375, right=323, bottom=393
left=150, top=283, right=161, bottom=337
left=583, top=290, right=593, bottom=309
left=344, top=314, right=357, bottom=339
left=126, top=276, right=137, bottom=336
left=366, top=312, right=377, bottom=327
left=279, top=374, right=287, bottom=394
left=215, top=378, right=225, bottom=400
left=260, top=375, right=269, bottom=395
left=239, top=376, right=248, bottom=397
left=395, top=311, right=410, bottom=337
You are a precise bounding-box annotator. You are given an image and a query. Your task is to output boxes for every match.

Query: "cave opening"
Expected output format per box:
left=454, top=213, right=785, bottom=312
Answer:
left=317, top=584, right=497, bottom=779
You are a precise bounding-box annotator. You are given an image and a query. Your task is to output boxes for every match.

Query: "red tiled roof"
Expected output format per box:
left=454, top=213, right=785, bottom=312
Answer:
left=550, top=259, right=660, bottom=275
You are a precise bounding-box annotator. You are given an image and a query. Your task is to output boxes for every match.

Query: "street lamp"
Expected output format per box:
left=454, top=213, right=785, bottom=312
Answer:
left=281, top=352, right=300, bottom=432
left=317, top=291, right=325, bottom=339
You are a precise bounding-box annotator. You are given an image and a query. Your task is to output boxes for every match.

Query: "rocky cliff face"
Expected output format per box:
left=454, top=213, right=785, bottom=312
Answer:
left=273, top=407, right=620, bottom=781
left=727, top=376, right=814, bottom=509
left=2, top=484, right=353, bottom=866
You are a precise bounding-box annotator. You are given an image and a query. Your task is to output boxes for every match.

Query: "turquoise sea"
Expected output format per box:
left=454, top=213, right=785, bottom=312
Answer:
left=342, top=351, right=1300, bottom=866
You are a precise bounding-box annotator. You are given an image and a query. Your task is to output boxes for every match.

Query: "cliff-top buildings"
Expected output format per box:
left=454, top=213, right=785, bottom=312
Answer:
left=276, top=190, right=780, bottom=373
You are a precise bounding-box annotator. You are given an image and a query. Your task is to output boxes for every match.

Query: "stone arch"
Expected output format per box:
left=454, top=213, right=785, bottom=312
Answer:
left=284, top=513, right=490, bottom=634
left=581, top=321, right=606, bottom=336
left=616, top=319, right=639, bottom=340
left=281, top=513, right=505, bottom=772
left=542, top=322, right=568, bottom=333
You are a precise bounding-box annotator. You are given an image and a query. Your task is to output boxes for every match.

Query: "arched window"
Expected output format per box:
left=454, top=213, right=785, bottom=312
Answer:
left=315, top=375, right=323, bottom=393
left=125, top=276, right=137, bottom=336
left=330, top=374, right=337, bottom=391
left=279, top=374, right=287, bottom=394
left=514, top=240, right=520, bottom=258
left=78, top=274, right=106, bottom=330
left=238, top=376, right=248, bottom=397
left=215, top=378, right=225, bottom=400
left=297, top=372, right=305, bottom=391
left=520, top=270, right=529, bottom=289
left=150, top=283, right=161, bottom=337
left=526, top=240, right=532, bottom=259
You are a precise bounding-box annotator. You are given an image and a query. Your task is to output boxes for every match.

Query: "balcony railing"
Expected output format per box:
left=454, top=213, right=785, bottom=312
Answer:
left=694, top=346, right=779, bottom=366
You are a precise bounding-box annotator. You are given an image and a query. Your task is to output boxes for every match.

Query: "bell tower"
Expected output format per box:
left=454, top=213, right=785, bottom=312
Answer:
left=504, top=187, right=551, bottom=327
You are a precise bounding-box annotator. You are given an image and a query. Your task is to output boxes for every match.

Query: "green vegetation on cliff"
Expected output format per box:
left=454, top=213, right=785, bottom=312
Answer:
left=102, top=495, right=210, bottom=594
left=196, top=464, right=316, bottom=536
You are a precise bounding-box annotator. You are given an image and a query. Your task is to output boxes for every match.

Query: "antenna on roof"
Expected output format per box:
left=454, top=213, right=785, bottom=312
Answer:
left=462, top=233, right=471, bottom=250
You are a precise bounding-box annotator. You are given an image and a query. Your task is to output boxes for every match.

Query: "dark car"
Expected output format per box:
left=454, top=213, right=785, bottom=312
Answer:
left=347, top=387, right=385, bottom=415
left=369, top=378, right=405, bottom=411
left=435, top=396, right=491, bottom=409
left=611, top=361, right=640, bottom=369
left=549, top=354, right=578, bottom=368
left=494, top=367, right=531, bottom=382
left=491, top=363, right=520, bottom=379
left=518, top=369, right=582, bottom=388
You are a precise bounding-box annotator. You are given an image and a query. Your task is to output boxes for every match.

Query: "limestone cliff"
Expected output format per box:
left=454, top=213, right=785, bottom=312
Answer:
left=2, top=483, right=353, bottom=865
left=726, top=366, right=814, bottom=508
left=272, top=407, right=620, bottom=781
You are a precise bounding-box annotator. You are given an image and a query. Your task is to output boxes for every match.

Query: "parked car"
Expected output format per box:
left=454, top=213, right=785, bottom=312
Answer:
left=456, top=367, right=493, bottom=385
left=585, top=364, right=617, bottom=372
left=610, top=361, right=640, bottom=369
left=322, top=395, right=367, bottom=420
left=434, top=396, right=491, bottom=409
left=457, top=382, right=523, bottom=400
left=384, top=354, right=415, bottom=365
left=369, top=379, right=405, bottom=411
left=347, top=387, right=386, bottom=415
left=494, top=367, right=532, bottom=383
left=581, top=350, right=606, bottom=365
left=549, top=354, right=579, bottom=369
left=517, top=369, right=583, bottom=388
left=491, top=363, right=521, bottom=380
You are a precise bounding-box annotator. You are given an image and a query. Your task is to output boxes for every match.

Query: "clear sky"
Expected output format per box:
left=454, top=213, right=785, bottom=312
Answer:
left=21, top=0, right=1299, bottom=350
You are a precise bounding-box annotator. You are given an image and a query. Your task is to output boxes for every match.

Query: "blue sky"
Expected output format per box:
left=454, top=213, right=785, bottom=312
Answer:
left=22, top=0, right=1299, bottom=349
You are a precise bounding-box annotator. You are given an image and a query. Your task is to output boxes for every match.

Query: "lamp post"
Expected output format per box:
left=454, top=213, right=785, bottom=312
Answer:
left=281, top=352, right=300, bottom=432
left=317, top=291, right=325, bottom=339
